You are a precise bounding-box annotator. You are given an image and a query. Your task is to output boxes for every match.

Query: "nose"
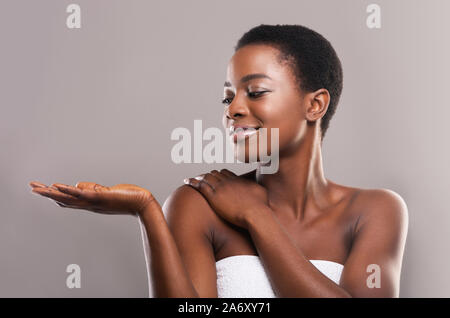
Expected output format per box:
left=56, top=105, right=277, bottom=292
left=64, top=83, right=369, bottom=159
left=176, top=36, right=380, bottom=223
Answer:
left=225, top=98, right=249, bottom=119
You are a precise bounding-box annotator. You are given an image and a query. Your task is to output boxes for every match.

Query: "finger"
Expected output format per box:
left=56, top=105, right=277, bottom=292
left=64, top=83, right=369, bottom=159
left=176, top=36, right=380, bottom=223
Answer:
left=52, top=183, right=82, bottom=198
left=184, top=175, right=207, bottom=187
left=184, top=176, right=215, bottom=197
left=93, top=183, right=109, bottom=192
left=31, top=187, right=81, bottom=205
left=29, top=181, right=48, bottom=189
left=219, top=169, right=237, bottom=178
left=188, top=173, right=220, bottom=189
left=75, top=182, right=97, bottom=191
left=74, top=182, right=106, bottom=201
left=77, top=189, right=102, bottom=202
left=202, top=173, right=222, bottom=189
left=54, top=199, right=95, bottom=211
left=55, top=201, right=68, bottom=208
left=55, top=200, right=95, bottom=211
left=197, top=178, right=215, bottom=198
left=209, top=170, right=227, bottom=181
left=31, top=186, right=75, bottom=200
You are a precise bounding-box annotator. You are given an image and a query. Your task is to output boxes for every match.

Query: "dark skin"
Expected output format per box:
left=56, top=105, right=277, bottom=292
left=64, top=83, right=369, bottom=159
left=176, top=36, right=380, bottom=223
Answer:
left=29, top=44, right=408, bottom=297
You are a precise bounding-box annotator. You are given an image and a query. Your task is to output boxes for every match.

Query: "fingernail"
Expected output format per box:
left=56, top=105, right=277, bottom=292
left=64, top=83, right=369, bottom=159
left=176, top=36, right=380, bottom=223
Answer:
left=183, top=178, right=189, bottom=184
left=195, top=176, right=203, bottom=180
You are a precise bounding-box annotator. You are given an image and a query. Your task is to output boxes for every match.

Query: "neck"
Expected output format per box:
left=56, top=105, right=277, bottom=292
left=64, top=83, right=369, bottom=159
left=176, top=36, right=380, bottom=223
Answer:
left=256, top=128, right=329, bottom=221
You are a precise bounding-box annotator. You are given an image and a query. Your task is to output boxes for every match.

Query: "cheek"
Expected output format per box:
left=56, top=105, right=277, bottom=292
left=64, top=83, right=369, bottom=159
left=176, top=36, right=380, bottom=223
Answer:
left=257, top=101, right=304, bottom=148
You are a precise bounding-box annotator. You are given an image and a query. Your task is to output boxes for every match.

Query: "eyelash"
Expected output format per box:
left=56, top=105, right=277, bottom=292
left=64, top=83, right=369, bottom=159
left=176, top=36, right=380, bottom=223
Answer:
left=222, top=91, right=267, bottom=105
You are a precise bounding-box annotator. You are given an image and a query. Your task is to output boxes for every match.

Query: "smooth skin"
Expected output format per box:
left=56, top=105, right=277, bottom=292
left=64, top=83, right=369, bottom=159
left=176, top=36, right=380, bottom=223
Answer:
left=29, top=44, right=408, bottom=297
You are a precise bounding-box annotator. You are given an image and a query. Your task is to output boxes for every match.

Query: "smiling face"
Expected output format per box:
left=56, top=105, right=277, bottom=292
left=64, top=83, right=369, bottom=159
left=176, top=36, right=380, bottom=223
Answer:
left=222, top=44, right=326, bottom=163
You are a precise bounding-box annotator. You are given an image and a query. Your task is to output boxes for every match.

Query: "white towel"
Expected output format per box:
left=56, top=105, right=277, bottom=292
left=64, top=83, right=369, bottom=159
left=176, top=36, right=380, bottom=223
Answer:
left=216, top=255, right=344, bottom=298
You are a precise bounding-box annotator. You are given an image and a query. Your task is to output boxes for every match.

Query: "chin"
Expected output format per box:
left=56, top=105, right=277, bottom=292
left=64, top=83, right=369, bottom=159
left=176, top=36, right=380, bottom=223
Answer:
left=234, top=151, right=259, bottom=163
left=234, top=145, right=267, bottom=164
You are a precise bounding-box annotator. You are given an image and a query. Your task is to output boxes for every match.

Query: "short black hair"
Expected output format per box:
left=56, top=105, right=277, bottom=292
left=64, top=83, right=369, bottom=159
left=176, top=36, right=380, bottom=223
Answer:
left=235, top=24, right=343, bottom=140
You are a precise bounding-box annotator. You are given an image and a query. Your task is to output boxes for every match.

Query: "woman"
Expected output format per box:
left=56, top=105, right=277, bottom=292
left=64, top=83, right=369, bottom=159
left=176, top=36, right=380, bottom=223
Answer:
left=29, top=24, right=408, bottom=297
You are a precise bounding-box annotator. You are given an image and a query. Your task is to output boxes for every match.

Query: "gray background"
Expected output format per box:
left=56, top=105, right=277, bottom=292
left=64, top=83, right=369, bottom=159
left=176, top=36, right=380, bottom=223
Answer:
left=1, top=0, right=449, bottom=297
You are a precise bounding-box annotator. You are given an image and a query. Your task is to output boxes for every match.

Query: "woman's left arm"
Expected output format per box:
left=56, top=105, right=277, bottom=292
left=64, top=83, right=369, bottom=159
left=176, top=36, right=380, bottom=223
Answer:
left=185, top=170, right=408, bottom=298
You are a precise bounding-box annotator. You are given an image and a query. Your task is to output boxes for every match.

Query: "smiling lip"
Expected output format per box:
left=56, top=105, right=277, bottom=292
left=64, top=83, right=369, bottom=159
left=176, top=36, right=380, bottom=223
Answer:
left=229, top=125, right=260, bottom=135
left=229, top=126, right=260, bottom=143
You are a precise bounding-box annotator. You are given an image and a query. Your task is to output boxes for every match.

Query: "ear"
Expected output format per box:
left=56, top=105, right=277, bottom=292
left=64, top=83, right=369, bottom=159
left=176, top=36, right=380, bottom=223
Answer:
left=305, top=88, right=330, bottom=122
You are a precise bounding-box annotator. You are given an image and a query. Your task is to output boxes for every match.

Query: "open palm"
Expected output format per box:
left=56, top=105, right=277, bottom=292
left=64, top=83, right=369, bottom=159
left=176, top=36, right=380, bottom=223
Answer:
left=29, top=181, right=156, bottom=215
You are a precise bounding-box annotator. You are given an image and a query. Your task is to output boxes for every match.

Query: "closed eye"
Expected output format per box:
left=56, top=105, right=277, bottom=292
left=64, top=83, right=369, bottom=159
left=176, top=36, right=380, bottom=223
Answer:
left=222, top=91, right=268, bottom=105
left=248, top=91, right=268, bottom=98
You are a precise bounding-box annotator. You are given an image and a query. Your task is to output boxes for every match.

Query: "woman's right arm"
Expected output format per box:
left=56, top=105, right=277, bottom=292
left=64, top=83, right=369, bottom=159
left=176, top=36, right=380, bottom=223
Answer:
left=29, top=181, right=218, bottom=298
left=139, top=185, right=218, bottom=297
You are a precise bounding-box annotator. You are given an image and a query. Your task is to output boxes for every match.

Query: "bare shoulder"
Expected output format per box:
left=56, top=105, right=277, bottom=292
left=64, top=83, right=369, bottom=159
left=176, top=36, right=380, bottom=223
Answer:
left=162, top=168, right=251, bottom=232
left=355, top=188, right=408, bottom=217
left=162, top=184, right=216, bottom=236
left=352, top=187, right=409, bottom=232
left=327, top=179, right=408, bottom=236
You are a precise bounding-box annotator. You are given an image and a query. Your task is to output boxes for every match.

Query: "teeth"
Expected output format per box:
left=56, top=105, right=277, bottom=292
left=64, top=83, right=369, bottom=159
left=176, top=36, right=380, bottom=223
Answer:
left=232, top=128, right=259, bottom=137
left=231, top=127, right=259, bottom=132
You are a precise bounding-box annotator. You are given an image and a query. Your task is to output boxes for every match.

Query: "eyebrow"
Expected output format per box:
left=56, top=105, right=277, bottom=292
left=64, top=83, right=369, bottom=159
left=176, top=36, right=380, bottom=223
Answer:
left=224, top=73, right=272, bottom=87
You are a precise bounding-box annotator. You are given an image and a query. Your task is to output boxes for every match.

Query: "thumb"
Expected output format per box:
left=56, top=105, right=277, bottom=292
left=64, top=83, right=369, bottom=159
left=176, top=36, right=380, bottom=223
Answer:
left=76, top=182, right=106, bottom=192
